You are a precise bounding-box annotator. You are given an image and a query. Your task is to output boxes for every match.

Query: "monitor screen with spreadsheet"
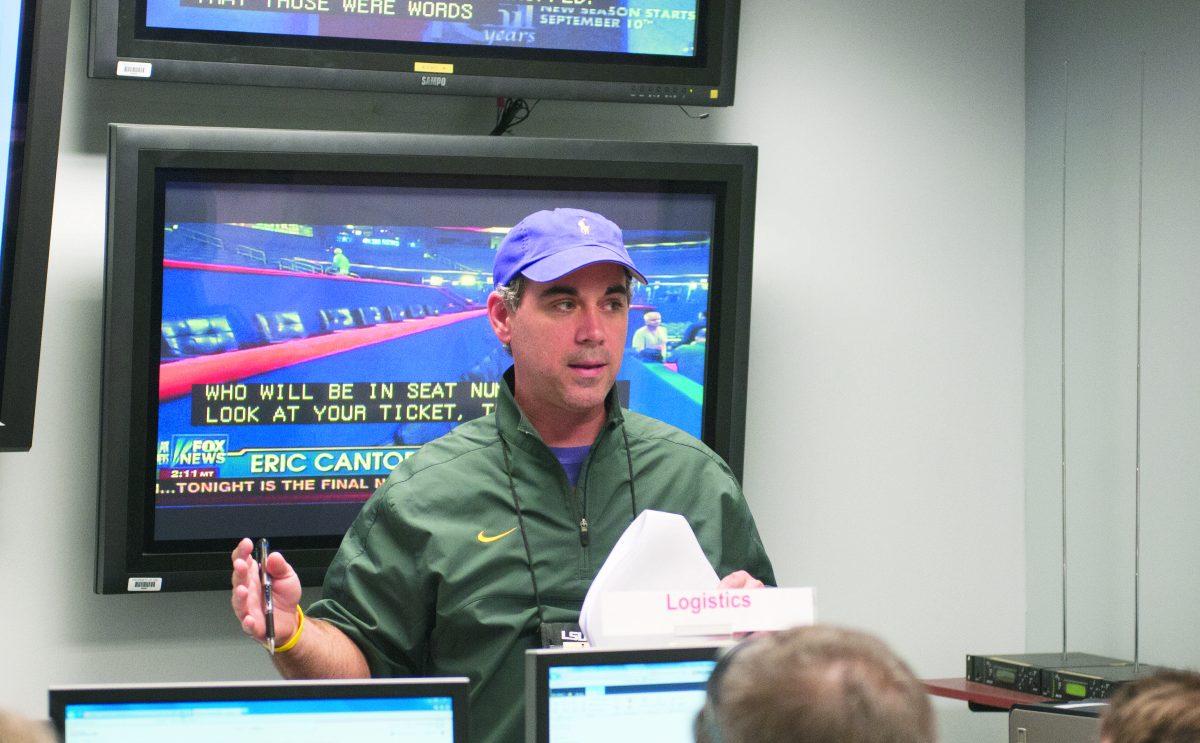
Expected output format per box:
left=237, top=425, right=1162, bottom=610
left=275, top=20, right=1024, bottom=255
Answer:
left=526, top=646, right=723, bottom=743
left=50, top=679, right=469, bottom=742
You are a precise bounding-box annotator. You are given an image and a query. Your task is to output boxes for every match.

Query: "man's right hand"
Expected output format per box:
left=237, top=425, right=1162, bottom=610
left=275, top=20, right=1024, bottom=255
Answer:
left=230, top=537, right=303, bottom=646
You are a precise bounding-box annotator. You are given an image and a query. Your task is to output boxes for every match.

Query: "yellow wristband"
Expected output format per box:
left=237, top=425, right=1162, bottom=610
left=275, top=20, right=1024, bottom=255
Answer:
left=274, top=605, right=305, bottom=654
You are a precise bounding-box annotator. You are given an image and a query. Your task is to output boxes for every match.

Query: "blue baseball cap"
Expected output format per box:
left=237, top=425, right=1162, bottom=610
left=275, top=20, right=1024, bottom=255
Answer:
left=492, top=208, right=646, bottom=287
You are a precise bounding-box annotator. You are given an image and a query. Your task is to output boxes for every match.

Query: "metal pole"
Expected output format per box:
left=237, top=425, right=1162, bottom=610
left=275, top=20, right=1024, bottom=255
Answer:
left=1134, top=52, right=1146, bottom=673
left=1060, top=59, right=1070, bottom=660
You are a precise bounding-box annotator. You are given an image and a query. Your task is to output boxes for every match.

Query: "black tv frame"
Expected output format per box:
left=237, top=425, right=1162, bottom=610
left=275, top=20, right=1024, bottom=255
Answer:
left=97, top=125, right=757, bottom=593
left=50, top=678, right=471, bottom=741
left=89, top=0, right=740, bottom=106
left=524, top=644, right=726, bottom=743
left=0, top=0, right=70, bottom=451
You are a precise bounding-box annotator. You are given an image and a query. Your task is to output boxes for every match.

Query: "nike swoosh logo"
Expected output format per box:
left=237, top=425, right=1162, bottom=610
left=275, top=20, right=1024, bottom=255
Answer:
left=477, top=527, right=518, bottom=544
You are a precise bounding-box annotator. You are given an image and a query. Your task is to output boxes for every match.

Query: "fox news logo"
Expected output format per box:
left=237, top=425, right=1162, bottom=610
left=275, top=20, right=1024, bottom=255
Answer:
left=164, top=435, right=228, bottom=467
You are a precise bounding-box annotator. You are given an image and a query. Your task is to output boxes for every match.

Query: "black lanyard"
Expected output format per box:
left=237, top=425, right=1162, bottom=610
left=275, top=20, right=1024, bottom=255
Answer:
left=496, top=415, right=638, bottom=633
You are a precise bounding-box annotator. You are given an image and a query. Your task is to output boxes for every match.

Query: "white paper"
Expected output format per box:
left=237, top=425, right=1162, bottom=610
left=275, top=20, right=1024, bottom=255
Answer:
left=580, top=510, right=719, bottom=645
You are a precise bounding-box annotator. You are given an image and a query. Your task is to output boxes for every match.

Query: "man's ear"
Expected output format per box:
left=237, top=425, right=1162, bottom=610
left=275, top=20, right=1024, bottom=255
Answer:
left=487, top=293, right=513, bottom=346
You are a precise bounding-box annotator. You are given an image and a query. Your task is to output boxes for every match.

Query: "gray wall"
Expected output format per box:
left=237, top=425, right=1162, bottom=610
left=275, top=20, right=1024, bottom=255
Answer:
left=1026, top=0, right=1200, bottom=670
left=0, top=2, right=1025, bottom=741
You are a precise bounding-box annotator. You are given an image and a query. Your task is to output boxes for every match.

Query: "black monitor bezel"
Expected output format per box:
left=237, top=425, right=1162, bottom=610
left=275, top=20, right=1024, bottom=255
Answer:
left=524, top=644, right=726, bottom=743
left=89, top=0, right=740, bottom=105
left=0, top=0, right=70, bottom=451
left=49, top=678, right=471, bottom=741
left=97, top=126, right=757, bottom=593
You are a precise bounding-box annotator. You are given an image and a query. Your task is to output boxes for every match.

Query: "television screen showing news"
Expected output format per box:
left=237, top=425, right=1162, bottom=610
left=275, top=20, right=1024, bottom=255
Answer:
left=153, top=177, right=715, bottom=543
left=144, top=0, right=700, bottom=58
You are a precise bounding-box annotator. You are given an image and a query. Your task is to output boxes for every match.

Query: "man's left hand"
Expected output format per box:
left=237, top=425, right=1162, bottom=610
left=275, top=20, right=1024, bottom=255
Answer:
left=718, top=570, right=765, bottom=589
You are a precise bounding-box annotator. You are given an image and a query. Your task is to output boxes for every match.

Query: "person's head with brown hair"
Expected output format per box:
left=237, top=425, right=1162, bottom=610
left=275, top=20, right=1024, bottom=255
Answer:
left=0, top=709, right=56, bottom=743
left=695, top=625, right=935, bottom=743
left=1100, top=669, right=1200, bottom=743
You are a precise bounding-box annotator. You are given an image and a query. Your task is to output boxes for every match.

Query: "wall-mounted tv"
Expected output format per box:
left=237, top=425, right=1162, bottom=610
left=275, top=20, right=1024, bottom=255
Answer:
left=0, top=0, right=70, bottom=450
left=96, top=126, right=756, bottom=593
left=89, top=0, right=740, bottom=106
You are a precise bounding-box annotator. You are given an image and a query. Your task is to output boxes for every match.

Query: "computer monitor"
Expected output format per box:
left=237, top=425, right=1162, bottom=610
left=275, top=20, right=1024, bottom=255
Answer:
left=0, top=0, right=69, bottom=450
left=525, top=645, right=725, bottom=743
left=49, top=678, right=470, bottom=742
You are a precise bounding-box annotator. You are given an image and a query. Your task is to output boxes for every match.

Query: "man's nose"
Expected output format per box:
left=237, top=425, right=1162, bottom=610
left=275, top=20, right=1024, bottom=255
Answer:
left=576, top=307, right=605, bottom=344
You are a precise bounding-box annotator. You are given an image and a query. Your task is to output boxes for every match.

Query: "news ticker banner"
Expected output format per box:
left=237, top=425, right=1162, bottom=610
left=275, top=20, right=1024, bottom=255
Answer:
left=192, top=380, right=499, bottom=426
left=155, top=441, right=415, bottom=504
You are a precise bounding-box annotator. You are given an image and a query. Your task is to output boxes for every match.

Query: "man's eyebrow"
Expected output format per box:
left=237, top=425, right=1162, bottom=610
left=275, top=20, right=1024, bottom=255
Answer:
left=534, top=283, right=628, bottom=299
left=536, top=285, right=579, bottom=299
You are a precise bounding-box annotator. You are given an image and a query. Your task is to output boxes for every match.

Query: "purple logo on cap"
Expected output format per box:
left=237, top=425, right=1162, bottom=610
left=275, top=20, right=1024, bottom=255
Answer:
left=492, top=208, right=647, bottom=287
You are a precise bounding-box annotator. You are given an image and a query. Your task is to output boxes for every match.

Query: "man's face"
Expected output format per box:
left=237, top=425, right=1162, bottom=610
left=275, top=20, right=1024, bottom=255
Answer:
left=644, top=312, right=662, bottom=329
left=489, top=262, right=630, bottom=418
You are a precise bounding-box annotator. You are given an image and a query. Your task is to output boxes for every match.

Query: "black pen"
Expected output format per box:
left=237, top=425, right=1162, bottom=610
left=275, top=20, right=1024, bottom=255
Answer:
left=257, top=538, right=275, bottom=654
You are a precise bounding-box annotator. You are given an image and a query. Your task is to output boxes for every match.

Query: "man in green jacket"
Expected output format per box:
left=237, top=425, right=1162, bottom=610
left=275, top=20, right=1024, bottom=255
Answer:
left=230, top=208, right=774, bottom=742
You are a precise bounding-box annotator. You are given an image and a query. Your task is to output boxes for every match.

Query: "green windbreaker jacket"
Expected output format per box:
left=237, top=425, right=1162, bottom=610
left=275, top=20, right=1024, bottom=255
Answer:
left=307, top=370, right=775, bottom=743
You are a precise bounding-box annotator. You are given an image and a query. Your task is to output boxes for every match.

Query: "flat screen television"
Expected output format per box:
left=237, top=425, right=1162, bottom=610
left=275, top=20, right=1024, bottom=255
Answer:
left=50, top=678, right=470, bottom=742
left=89, top=0, right=740, bottom=106
left=96, top=125, right=756, bottom=593
left=0, top=0, right=70, bottom=450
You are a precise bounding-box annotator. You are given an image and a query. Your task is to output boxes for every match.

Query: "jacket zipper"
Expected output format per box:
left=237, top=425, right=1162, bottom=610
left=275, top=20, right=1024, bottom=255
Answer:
left=571, top=484, right=590, bottom=577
